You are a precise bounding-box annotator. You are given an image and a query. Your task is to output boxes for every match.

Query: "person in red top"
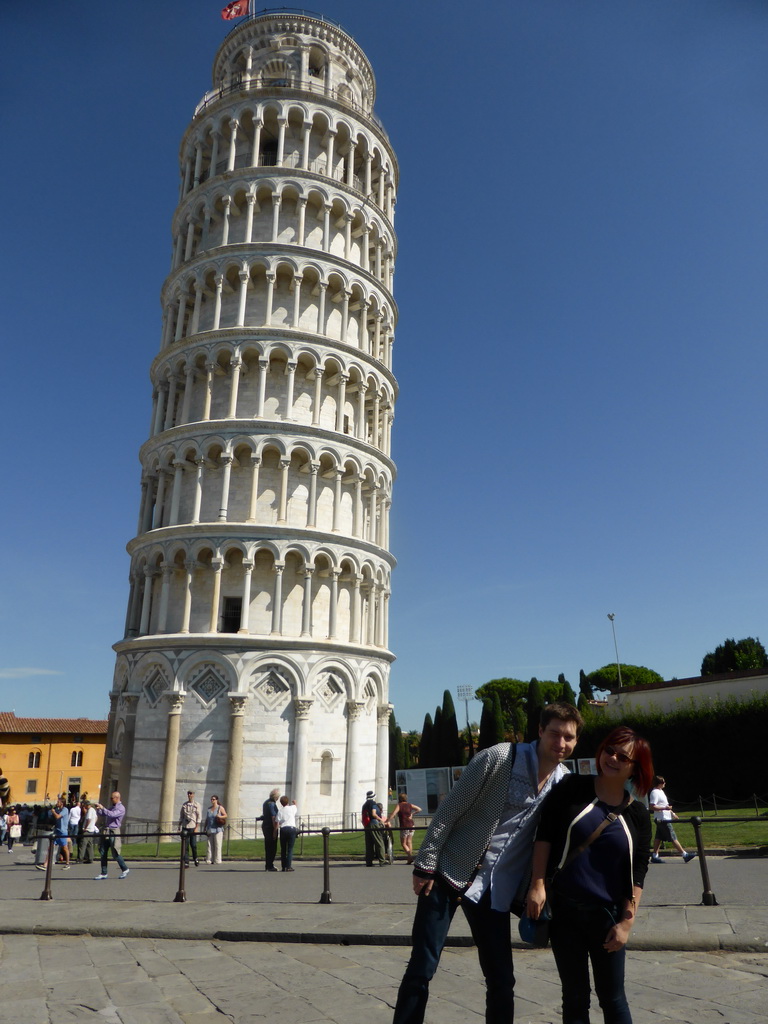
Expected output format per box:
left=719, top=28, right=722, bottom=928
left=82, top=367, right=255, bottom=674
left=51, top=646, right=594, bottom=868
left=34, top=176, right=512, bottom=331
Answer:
left=390, top=793, right=422, bottom=864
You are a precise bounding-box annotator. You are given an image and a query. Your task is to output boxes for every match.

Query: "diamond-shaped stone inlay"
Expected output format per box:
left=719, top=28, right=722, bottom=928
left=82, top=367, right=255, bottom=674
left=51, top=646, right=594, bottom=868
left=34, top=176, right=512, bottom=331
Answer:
left=315, top=673, right=344, bottom=710
left=143, top=668, right=169, bottom=707
left=190, top=669, right=227, bottom=708
left=252, top=667, right=292, bottom=711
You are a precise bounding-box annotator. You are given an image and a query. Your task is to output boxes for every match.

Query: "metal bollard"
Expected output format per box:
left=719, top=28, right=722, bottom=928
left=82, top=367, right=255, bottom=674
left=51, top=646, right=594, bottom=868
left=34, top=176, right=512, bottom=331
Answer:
left=174, top=831, right=187, bottom=903
left=318, top=827, right=332, bottom=904
left=690, top=817, right=718, bottom=906
left=39, top=836, right=55, bottom=902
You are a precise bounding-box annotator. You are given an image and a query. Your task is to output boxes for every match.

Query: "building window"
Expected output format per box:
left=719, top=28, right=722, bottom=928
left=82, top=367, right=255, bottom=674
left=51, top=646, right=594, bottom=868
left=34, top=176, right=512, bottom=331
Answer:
left=71, top=750, right=83, bottom=767
left=28, top=751, right=41, bottom=769
left=26, top=779, right=37, bottom=794
left=221, top=596, right=242, bottom=633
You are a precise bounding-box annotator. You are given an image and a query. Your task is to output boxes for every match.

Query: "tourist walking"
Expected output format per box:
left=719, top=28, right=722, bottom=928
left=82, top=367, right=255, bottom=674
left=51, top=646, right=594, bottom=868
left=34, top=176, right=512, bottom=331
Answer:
left=178, top=790, right=202, bottom=867
left=649, top=776, right=695, bottom=864
left=94, top=791, right=130, bottom=880
left=390, top=793, right=422, bottom=864
left=204, top=795, right=227, bottom=864
left=5, top=806, right=20, bottom=852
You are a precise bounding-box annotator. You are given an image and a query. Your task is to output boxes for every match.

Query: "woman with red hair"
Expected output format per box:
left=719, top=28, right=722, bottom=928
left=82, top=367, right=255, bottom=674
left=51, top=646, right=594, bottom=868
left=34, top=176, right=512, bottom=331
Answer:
left=527, top=726, right=653, bottom=1023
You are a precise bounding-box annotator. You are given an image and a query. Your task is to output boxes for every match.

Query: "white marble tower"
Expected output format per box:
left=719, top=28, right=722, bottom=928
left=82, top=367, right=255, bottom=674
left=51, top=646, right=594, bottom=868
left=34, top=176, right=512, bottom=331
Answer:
left=104, top=10, right=398, bottom=830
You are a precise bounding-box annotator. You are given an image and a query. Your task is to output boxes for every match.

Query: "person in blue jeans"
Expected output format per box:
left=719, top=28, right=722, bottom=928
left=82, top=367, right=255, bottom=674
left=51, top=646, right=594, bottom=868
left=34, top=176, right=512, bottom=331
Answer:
left=527, top=725, right=654, bottom=1024
left=94, top=791, right=130, bottom=880
left=392, top=702, right=583, bottom=1024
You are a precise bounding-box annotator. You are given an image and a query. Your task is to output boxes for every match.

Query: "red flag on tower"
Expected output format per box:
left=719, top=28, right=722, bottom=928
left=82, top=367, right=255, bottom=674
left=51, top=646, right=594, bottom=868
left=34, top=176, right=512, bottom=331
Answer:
left=221, top=0, right=249, bottom=20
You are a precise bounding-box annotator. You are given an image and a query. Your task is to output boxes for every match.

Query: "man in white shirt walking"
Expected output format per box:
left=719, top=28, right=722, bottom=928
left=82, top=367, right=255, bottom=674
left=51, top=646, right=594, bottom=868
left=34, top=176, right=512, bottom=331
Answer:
left=178, top=791, right=202, bottom=867
left=649, top=775, right=695, bottom=863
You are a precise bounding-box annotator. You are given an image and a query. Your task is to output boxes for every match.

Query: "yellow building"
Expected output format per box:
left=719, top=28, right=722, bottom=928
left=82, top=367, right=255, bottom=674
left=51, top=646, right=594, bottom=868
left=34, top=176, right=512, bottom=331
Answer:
left=0, top=712, right=107, bottom=806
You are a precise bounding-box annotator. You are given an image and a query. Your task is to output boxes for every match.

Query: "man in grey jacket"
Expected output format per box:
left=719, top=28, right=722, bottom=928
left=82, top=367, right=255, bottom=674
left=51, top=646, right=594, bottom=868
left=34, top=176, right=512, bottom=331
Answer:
left=392, top=702, right=583, bottom=1024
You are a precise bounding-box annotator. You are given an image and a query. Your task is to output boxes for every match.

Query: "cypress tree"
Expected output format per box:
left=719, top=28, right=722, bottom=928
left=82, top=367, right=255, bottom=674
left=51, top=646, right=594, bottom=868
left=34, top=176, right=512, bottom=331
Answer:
left=478, top=693, right=505, bottom=750
left=419, top=713, right=433, bottom=768
left=441, top=690, right=464, bottom=766
left=430, top=706, right=444, bottom=766
left=526, top=677, right=544, bottom=741
left=558, top=673, right=577, bottom=707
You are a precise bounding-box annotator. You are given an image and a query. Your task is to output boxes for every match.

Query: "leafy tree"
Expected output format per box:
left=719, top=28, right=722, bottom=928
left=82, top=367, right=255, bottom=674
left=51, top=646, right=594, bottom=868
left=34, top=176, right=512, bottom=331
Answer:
left=701, top=637, right=768, bottom=676
left=476, top=679, right=527, bottom=738
left=478, top=694, right=505, bottom=750
left=586, top=663, right=663, bottom=692
left=558, top=673, right=577, bottom=707
left=419, top=713, right=433, bottom=768
left=526, top=677, right=545, bottom=740
left=577, top=692, right=591, bottom=715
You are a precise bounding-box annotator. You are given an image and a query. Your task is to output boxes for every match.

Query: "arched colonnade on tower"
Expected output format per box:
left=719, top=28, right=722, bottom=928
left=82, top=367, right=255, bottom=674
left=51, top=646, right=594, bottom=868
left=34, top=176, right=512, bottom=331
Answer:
left=139, top=435, right=392, bottom=543
left=125, top=538, right=391, bottom=647
left=180, top=99, right=396, bottom=219
left=161, top=250, right=395, bottom=366
left=147, top=341, right=395, bottom=452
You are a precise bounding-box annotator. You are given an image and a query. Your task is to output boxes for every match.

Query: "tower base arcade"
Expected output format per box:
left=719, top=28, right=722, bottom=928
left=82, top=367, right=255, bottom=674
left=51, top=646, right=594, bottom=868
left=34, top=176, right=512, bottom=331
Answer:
left=104, top=640, right=392, bottom=830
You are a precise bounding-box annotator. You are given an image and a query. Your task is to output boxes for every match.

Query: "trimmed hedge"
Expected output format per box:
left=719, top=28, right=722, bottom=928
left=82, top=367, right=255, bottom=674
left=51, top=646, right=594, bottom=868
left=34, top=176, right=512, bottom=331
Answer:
left=575, top=693, right=768, bottom=801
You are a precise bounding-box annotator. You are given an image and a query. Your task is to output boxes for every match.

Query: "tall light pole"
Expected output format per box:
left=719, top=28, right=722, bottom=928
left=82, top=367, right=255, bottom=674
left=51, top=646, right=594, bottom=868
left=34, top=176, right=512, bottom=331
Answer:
left=457, top=685, right=475, bottom=748
left=607, top=613, right=623, bottom=689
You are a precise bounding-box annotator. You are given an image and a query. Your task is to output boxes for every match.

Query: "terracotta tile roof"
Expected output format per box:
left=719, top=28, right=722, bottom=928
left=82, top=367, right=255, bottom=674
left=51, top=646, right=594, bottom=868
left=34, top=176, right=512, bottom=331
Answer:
left=0, top=712, right=108, bottom=735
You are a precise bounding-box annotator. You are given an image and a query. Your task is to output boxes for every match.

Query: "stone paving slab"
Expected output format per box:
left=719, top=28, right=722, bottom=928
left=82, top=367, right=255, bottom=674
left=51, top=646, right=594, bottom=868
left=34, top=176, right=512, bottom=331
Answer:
left=2, top=934, right=768, bottom=1024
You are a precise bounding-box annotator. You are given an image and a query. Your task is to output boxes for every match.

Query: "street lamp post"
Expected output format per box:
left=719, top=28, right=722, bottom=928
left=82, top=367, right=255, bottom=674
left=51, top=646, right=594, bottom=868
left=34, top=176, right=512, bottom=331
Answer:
left=607, top=613, right=623, bottom=689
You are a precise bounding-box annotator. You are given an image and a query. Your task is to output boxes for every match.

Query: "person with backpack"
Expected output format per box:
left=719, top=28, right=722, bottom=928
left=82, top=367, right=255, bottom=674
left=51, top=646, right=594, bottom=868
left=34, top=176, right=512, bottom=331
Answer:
left=362, top=790, right=388, bottom=867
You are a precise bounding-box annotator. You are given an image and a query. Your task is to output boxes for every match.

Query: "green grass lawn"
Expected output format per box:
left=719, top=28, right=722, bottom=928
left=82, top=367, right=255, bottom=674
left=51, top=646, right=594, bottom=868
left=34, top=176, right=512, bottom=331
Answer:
left=121, top=809, right=767, bottom=860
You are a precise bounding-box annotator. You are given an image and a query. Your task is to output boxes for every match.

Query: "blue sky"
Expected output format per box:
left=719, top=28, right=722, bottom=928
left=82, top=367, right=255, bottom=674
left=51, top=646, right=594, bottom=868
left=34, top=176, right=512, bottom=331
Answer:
left=1, top=1, right=766, bottom=731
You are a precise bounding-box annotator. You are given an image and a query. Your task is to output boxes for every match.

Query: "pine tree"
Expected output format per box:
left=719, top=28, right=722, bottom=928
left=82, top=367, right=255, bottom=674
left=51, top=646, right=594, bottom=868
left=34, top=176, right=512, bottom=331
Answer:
left=579, top=669, right=594, bottom=701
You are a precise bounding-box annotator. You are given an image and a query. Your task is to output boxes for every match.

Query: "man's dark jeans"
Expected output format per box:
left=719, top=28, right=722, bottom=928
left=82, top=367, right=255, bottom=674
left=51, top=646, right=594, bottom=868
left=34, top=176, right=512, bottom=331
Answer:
left=392, top=878, right=515, bottom=1024
left=549, top=894, right=631, bottom=1024
left=99, top=833, right=128, bottom=874
left=262, top=827, right=277, bottom=869
left=183, top=829, right=198, bottom=865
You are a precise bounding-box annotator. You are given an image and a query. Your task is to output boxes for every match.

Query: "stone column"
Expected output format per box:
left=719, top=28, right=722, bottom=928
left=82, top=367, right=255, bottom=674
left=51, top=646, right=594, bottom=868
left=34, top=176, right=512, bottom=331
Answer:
left=180, top=560, right=195, bottom=633
left=163, top=375, right=178, bottom=431
left=328, top=569, right=340, bottom=639
left=271, top=193, right=282, bottom=241
left=300, top=566, right=315, bottom=637
left=191, top=458, right=205, bottom=523
left=228, top=355, right=242, bottom=417
left=335, top=373, right=348, bottom=432
left=270, top=562, right=284, bottom=635
left=343, top=700, right=365, bottom=825
left=139, top=568, right=155, bottom=635
left=117, top=693, right=140, bottom=808
left=311, top=367, right=323, bottom=426
left=238, top=560, right=253, bottom=633
left=332, top=468, right=343, bottom=533
left=227, top=119, right=239, bottom=172
left=220, top=196, right=232, bottom=246
left=277, top=458, right=290, bottom=523
left=223, top=695, right=248, bottom=824
left=284, top=360, right=297, bottom=419
left=306, top=461, right=319, bottom=528
left=247, top=454, right=261, bottom=522
left=218, top=453, right=233, bottom=521
left=350, top=574, right=362, bottom=643
left=291, top=275, right=303, bottom=328
left=245, top=194, right=256, bottom=242
left=376, top=703, right=392, bottom=805
left=158, top=693, right=185, bottom=839
left=236, top=270, right=249, bottom=326
left=209, top=557, right=223, bottom=632
left=256, top=357, right=268, bottom=415
left=297, top=196, right=307, bottom=245
left=169, top=460, right=185, bottom=525
left=202, top=361, right=215, bottom=420
left=291, top=698, right=313, bottom=812
left=157, top=563, right=173, bottom=632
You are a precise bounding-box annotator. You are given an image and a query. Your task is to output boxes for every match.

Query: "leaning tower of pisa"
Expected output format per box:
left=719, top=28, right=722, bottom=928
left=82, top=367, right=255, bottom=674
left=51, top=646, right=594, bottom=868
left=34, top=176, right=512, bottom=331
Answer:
left=103, top=10, right=398, bottom=830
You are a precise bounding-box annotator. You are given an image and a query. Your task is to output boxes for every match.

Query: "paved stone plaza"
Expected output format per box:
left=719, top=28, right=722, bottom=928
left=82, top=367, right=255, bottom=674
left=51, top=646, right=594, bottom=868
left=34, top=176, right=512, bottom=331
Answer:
left=1, top=934, right=767, bottom=1024
left=1, top=855, right=767, bottom=1022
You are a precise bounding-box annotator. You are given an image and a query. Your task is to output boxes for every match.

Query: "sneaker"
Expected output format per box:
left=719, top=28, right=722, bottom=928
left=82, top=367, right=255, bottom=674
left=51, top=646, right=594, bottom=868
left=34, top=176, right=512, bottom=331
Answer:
left=683, top=852, right=697, bottom=864
left=119, top=868, right=130, bottom=879
left=651, top=855, right=663, bottom=863
left=94, top=873, right=108, bottom=880
left=62, top=864, right=71, bottom=870
left=35, top=864, right=46, bottom=871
